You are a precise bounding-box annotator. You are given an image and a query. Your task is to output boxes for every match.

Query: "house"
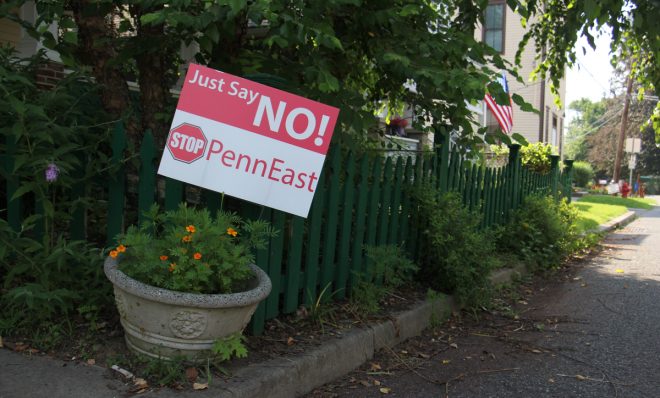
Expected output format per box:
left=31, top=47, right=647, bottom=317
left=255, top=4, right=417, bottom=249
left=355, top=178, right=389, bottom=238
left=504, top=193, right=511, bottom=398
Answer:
left=475, top=0, right=566, bottom=155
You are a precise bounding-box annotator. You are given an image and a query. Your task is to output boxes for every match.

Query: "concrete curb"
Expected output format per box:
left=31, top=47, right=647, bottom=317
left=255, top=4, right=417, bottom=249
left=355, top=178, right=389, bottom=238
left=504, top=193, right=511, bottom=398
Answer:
left=595, top=210, right=637, bottom=234
left=217, top=294, right=457, bottom=398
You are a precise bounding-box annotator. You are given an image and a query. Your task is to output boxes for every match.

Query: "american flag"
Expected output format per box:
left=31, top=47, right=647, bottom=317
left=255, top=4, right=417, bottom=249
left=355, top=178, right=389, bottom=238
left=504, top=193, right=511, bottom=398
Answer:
left=484, top=72, right=513, bottom=134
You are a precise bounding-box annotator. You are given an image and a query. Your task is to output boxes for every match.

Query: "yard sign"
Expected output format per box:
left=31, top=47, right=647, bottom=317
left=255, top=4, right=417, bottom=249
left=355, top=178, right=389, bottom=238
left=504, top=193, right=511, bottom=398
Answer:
left=158, top=64, right=340, bottom=217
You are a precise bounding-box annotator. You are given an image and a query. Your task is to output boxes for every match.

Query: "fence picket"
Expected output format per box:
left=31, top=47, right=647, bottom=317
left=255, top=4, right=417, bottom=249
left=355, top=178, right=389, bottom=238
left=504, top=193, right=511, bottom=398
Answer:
left=349, top=156, right=370, bottom=287
left=336, top=151, right=356, bottom=299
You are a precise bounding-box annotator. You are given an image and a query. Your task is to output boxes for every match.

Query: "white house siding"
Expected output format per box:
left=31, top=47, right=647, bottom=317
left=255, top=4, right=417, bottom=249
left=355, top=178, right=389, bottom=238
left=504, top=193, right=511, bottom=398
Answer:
left=476, top=6, right=566, bottom=155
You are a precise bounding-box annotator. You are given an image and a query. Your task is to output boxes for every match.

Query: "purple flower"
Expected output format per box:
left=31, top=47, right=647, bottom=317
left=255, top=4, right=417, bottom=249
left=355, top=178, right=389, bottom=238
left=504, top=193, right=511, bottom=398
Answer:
left=45, top=163, right=59, bottom=183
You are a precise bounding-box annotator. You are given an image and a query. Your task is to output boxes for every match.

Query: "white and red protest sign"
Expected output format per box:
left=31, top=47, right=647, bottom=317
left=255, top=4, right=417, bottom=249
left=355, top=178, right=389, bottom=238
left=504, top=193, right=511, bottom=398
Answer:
left=157, top=64, right=340, bottom=218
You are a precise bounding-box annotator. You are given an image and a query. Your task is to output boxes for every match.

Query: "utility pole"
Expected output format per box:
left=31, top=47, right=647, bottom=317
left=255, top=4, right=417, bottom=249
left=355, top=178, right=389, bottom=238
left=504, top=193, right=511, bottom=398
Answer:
left=612, top=71, right=633, bottom=182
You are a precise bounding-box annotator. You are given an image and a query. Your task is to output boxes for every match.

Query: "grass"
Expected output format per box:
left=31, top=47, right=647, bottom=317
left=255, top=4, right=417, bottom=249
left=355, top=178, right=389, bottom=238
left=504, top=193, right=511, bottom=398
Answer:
left=576, top=195, right=656, bottom=210
left=573, top=194, right=657, bottom=233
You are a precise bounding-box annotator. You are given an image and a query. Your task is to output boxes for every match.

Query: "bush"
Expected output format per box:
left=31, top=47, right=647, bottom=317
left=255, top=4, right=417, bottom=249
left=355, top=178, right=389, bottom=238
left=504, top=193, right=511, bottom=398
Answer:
left=415, top=190, right=497, bottom=307
left=0, top=218, right=112, bottom=338
left=497, top=195, right=579, bottom=272
left=520, top=142, right=555, bottom=174
left=572, top=161, right=595, bottom=188
left=349, top=245, right=418, bottom=315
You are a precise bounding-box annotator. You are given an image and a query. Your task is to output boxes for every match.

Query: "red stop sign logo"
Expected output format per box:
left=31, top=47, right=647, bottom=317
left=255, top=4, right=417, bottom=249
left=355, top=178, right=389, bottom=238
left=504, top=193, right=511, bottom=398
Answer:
left=167, top=123, right=208, bottom=163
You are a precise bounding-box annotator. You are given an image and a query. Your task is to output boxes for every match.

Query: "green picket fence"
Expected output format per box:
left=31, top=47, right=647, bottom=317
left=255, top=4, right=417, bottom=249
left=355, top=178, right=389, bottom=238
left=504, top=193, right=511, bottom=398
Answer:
left=1, top=123, right=573, bottom=334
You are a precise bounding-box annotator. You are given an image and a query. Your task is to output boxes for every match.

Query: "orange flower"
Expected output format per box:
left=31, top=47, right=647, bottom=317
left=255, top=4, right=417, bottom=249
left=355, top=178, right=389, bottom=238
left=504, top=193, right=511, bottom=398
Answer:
left=160, top=255, right=168, bottom=261
left=227, top=227, right=238, bottom=237
left=109, top=250, right=119, bottom=258
left=169, top=262, right=176, bottom=272
left=116, top=244, right=126, bottom=253
left=193, top=252, right=202, bottom=260
left=182, top=235, right=192, bottom=243
left=186, top=225, right=196, bottom=233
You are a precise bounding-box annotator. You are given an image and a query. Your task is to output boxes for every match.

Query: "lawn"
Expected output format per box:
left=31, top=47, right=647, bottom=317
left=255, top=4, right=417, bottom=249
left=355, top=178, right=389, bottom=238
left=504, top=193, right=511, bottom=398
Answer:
left=576, top=195, right=656, bottom=210
left=573, top=195, right=657, bottom=233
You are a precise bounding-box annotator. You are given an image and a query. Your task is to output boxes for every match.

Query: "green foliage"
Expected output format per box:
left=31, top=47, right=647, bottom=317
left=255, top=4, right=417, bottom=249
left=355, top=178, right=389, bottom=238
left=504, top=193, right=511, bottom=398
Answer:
left=349, top=244, right=418, bottom=315
left=498, top=195, right=579, bottom=272
left=514, top=0, right=658, bottom=122
left=0, top=218, right=112, bottom=336
left=0, top=48, right=111, bottom=232
left=565, top=98, right=607, bottom=161
left=306, top=282, right=339, bottom=329
left=139, top=356, right=187, bottom=386
left=211, top=332, right=248, bottom=362
left=114, top=203, right=276, bottom=294
left=572, top=161, right=595, bottom=188
left=520, top=142, right=554, bottom=174
left=415, top=190, right=497, bottom=308
left=0, top=0, right=535, bottom=152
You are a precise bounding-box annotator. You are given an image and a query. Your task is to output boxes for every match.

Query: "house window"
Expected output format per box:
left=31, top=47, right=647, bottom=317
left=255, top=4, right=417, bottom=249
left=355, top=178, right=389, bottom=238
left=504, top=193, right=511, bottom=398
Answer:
left=483, top=2, right=505, bottom=53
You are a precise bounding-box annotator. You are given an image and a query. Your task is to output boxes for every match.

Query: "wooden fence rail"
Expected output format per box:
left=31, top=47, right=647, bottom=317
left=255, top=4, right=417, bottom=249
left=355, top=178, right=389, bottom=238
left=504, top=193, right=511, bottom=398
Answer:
left=1, top=124, right=573, bottom=334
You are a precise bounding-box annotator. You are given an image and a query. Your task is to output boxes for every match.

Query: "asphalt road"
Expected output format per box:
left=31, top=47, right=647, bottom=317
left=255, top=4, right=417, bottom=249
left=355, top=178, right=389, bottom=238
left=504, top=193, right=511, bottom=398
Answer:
left=309, top=198, right=660, bottom=398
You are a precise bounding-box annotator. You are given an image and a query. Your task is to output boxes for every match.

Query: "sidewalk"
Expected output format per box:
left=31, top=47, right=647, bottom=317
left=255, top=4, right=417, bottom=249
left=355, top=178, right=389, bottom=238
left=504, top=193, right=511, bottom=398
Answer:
left=1, top=198, right=656, bottom=398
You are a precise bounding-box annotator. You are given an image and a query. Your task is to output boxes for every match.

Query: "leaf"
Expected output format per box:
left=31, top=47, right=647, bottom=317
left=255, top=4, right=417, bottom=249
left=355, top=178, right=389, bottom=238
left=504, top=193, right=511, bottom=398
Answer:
left=449, top=343, right=458, bottom=349
left=512, top=93, right=538, bottom=114
left=193, top=382, right=208, bottom=390
left=511, top=133, right=529, bottom=146
left=370, top=362, right=382, bottom=371
left=575, top=374, right=587, bottom=381
left=86, top=359, right=96, bottom=365
left=615, top=269, right=624, bottom=274
left=287, top=336, right=295, bottom=346
left=442, top=359, right=451, bottom=364
left=379, top=387, right=391, bottom=394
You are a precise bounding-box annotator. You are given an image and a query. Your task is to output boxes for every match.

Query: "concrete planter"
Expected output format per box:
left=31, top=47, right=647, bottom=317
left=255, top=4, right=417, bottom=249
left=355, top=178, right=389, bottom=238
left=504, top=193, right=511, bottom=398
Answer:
left=104, top=257, right=271, bottom=361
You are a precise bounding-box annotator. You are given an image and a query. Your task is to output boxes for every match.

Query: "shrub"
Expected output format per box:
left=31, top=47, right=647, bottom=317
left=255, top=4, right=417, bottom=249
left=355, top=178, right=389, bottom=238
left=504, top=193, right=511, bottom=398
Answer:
left=572, top=161, right=595, bottom=188
left=520, top=142, right=555, bottom=174
left=498, top=195, right=579, bottom=272
left=415, top=190, right=497, bottom=308
left=349, top=245, right=418, bottom=315
left=0, top=218, right=112, bottom=337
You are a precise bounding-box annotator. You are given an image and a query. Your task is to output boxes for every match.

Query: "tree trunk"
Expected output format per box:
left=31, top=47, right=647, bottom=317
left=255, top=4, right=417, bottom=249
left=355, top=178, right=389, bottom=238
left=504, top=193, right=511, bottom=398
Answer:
left=70, top=1, right=139, bottom=146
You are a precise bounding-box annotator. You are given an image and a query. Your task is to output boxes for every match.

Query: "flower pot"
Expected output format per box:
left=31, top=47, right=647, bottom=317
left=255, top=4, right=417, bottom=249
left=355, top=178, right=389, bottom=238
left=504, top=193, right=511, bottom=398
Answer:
left=104, top=257, right=271, bottom=361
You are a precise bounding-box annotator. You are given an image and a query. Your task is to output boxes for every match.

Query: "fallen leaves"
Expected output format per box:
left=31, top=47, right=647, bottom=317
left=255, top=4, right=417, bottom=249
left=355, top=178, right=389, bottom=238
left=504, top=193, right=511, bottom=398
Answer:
left=379, top=387, right=391, bottom=394
left=192, top=382, right=208, bottom=390
left=131, top=378, right=149, bottom=394
left=449, top=343, right=458, bottom=349
left=287, top=336, right=295, bottom=346
left=615, top=269, right=625, bottom=274
left=86, top=359, right=96, bottom=366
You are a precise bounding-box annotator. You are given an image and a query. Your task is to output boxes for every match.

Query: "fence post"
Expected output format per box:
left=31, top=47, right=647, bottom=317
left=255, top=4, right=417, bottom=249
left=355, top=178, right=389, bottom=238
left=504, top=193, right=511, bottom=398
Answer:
left=550, top=155, right=560, bottom=201
left=107, top=122, right=126, bottom=245
left=563, top=159, right=574, bottom=203
left=138, top=130, right=157, bottom=225
left=434, top=126, right=450, bottom=194
left=507, top=144, right=521, bottom=215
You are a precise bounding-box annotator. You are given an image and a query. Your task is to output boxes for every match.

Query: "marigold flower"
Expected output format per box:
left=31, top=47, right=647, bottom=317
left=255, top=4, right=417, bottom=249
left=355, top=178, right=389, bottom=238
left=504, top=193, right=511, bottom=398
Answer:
left=109, top=250, right=119, bottom=259
left=227, top=227, right=238, bottom=237
left=160, top=255, right=168, bottom=261
left=193, top=252, right=202, bottom=260
left=117, top=244, right=126, bottom=253
left=182, top=235, right=192, bottom=243
left=169, top=262, right=176, bottom=272
left=186, top=225, right=196, bottom=233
